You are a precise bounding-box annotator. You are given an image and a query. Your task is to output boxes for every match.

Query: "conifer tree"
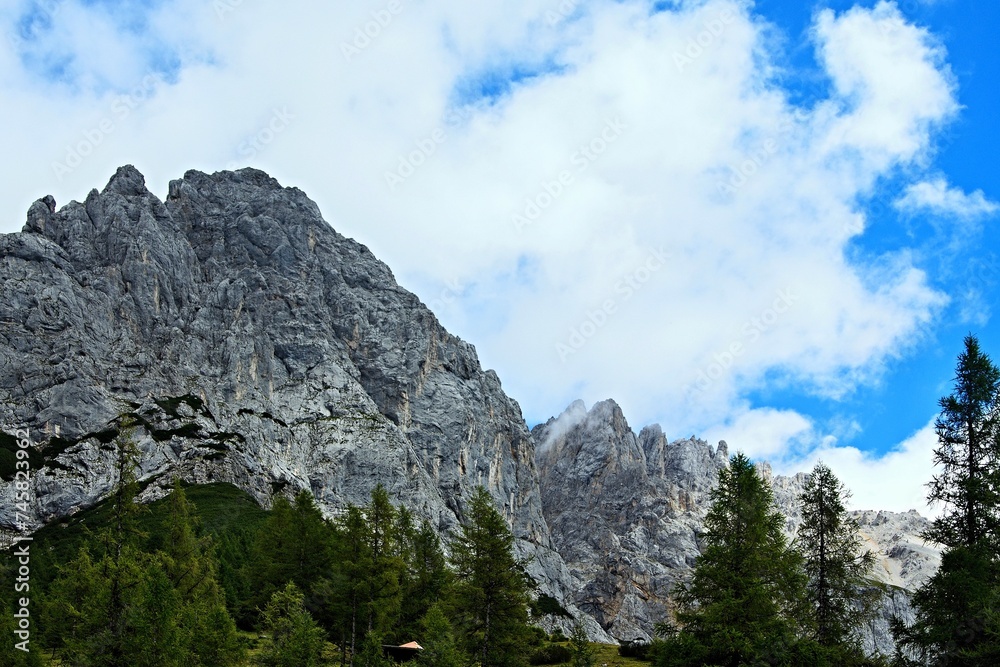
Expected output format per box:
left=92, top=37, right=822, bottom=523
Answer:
left=162, top=480, right=244, bottom=666
left=797, top=462, right=880, bottom=661
left=250, top=489, right=335, bottom=621
left=417, top=602, right=467, bottom=667
left=658, top=452, right=809, bottom=667
left=365, top=485, right=404, bottom=637
left=895, top=336, right=1000, bottom=665
left=257, top=583, right=327, bottom=667
left=927, top=335, right=1000, bottom=550
left=569, top=621, right=595, bottom=667
left=450, top=486, right=532, bottom=667
left=43, top=418, right=186, bottom=666
left=400, top=518, right=451, bottom=639
left=332, top=504, right=373, bottom=666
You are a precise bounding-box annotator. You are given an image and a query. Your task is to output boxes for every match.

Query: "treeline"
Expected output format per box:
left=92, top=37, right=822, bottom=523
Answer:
left=4, top=335, right=1000, bottom=667
left=654, top=335, right=1000, bottom=667
left=0, top=419, right=568, bottom=666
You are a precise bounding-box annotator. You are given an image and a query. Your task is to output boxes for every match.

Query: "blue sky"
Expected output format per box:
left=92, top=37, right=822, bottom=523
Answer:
left=742, top=0, right=1000, bottom=457
left=0, top=0, right=997, bottom=513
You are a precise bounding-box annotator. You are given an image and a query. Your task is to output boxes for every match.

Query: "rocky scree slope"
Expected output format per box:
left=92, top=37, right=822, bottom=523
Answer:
left=0, top=166, right=610, bottom=640
left=535, top=399, right=941, bottom=652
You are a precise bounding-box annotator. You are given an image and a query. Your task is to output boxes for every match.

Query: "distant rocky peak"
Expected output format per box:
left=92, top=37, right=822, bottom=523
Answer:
left=104, top=163, right=150, bottom=197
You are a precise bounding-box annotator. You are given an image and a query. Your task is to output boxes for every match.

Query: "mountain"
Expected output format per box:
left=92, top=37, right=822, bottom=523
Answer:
left=0, top=166, right=941, bottom=652
left=0, top=165, right=611, bottom=641
left=534, top=399, right=942, bottom=654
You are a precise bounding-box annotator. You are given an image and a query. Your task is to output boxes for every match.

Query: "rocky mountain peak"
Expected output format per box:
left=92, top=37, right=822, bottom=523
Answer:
left=534, top=399, right=940, bottom=651
left=0, top=166, right=613, bottom=642
left=104, top=163, right=150, bottom=197
left=534, top=400, right=727, bottom=639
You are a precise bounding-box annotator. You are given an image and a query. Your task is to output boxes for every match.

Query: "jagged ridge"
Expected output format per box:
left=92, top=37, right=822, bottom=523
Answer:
left=0, top=165, right=611, bottom=641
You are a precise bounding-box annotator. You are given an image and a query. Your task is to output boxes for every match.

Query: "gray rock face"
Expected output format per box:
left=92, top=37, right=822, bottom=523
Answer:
left=0, top=165, right=611, bottom=641
left=536, top=399, right=940, bottom=654
left=534, top=399, right=728, bottom=641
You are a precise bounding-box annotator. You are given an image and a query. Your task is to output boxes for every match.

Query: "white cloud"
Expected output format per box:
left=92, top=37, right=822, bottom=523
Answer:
left=703, top=406, right=814, bottom=460
left=0, top=0, right=968, bottom=494
left=895, top=177, right=999, bottom=219
left=785, top=419, right=940, bottom=516
left=707, top=406, right=940, bottom=515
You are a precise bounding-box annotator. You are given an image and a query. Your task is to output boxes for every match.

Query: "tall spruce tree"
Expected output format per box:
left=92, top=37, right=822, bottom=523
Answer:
left=895, top=335, right=1000, bottom=666
left=927, top=335, right=1000, bottom=550
left=331, top=504, right=373, bottom=666
left=250, top=489, right=336, bottom=622
left=42, top=417, right=186, bottom=666
left=416, top=602, right=467, bottom=667
left=450, top=486, right=532, bottom=667
left=797, top=462, right=880, bottom=661
left=657, top=452, right=810, bottom=667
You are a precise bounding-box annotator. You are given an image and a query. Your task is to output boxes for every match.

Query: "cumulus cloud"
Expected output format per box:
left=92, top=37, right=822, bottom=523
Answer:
left=895, top=177, right=999, bottom=219
left=0, top=0, right=971, bottom=497
left=705, top=405, right=940, bottom=515
left=784, top=419, right=940, bottom=516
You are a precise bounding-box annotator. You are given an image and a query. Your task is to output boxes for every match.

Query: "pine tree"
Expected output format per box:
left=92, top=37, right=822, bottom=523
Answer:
left=895, top=336, right=1000, bottom=665
left=250, top=489, right=335, bottom=621
left=797, top=462, right=880, bottom=661
left=417, top=602, right=467, bottom=667
left=332, top=504, right=373, bottom=666
left=658, top=452, right=810, bottom=667
left=257, top=582, right=327, bottom=667
left=400, top=518, right=451, bottom=639
left=365, top=485, right=404, bottom=638
left=450, top=486, right=532, bottom=667
left=37, top=544, right=104, bottom=661
left=90, top=416, right=162, bottom=667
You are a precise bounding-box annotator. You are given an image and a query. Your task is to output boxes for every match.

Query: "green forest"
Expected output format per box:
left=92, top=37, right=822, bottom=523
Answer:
left=3, top=336, right=1000, bottom=667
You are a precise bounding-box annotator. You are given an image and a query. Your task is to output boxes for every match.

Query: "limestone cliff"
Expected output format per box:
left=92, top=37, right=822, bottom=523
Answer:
left=0, top=165, right=610, bottom=641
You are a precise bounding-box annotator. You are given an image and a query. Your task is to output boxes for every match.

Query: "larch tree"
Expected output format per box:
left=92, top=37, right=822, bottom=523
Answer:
left=657, top=452, right=810, bottom=667
left=450, top=486, right=532, bottom=667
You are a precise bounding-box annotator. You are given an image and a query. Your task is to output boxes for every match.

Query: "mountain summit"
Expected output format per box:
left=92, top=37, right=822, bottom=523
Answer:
left=0, top=165, right=610, bottom=639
